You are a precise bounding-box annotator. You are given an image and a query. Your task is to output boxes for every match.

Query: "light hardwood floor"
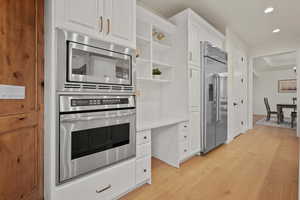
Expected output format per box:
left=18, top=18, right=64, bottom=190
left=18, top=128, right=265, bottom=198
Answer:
left=122, top=125, right=299, bottom=200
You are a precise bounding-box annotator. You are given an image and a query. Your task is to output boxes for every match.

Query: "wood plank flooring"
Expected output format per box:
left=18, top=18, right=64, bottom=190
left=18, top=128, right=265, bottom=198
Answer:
left=122, top=125, right=299, bottom=200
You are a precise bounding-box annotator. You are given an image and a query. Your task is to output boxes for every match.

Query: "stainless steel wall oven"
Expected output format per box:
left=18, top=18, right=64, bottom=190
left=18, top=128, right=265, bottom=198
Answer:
left=56, top=29, right=135, bottom=93
left=58, top=95, right=136, bottom=184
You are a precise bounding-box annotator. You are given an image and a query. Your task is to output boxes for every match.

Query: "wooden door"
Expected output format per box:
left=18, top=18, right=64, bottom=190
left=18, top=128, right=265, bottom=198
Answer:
left=104, top=0, right=135, bottom=46
left=0, top=0, right=44, bottom=199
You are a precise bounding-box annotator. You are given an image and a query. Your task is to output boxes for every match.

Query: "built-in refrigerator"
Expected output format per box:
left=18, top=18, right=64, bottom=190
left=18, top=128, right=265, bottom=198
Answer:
left=200, top=42, right=228, bottom=154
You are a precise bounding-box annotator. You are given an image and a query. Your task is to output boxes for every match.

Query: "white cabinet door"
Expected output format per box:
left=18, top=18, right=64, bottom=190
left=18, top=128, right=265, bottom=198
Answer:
left=104, top=0, right=136, bottom=47
left=189, top=67, right=201, bottom=108
left=64, top=0, right=101, bottom=33
left=188, top=21, right=201, bottom=67
left=190, top=111, right=201, bottom=153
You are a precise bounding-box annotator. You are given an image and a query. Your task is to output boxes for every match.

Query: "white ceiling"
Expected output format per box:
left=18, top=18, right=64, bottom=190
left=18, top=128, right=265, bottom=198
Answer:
left=254, top=51, right=297, bottom=72
left=139, top=0, right=300, bottom=53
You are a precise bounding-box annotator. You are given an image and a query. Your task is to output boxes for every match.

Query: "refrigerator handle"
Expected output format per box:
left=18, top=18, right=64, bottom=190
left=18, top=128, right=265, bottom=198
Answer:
left=216, top=74, right=220, bottom=122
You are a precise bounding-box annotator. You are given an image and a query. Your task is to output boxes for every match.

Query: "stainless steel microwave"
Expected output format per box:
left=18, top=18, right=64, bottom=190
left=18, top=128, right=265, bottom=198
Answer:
left=56, top=29, right=135, bottom=93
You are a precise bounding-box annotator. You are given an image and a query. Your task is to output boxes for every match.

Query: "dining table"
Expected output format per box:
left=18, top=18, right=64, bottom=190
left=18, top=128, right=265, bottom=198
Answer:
left=277, top=104, right=297, bottom=123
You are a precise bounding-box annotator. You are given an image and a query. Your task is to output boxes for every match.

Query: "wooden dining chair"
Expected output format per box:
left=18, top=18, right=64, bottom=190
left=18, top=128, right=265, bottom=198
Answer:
left=264, top=97, right=278, bottom=121
left=291, top=111, right=297, bottom=128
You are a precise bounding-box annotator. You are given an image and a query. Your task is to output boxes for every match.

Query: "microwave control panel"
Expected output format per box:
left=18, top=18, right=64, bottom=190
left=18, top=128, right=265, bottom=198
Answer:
left=71, top=98, right=129, bottom=107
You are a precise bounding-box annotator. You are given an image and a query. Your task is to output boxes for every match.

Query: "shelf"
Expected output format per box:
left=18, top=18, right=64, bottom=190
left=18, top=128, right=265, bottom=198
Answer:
left=136, top=58, right=151, bottom=63
left=152, top=41, right=172, bottom=51
left=137, top=77, right=171, bottom=83
left=137, top=35, right=150, bottom=43
left=152, top=60, right=173, bottom=68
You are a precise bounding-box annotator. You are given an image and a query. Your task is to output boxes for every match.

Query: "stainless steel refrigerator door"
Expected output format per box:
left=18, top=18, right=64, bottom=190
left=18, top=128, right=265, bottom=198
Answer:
left=215, top=74, right=228, bottom=146
left=202, top=57, right=227, bottom=153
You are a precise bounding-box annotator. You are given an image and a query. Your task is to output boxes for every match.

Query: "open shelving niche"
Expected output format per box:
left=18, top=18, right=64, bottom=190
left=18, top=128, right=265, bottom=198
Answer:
left=136, top=19, right=175, bottom=83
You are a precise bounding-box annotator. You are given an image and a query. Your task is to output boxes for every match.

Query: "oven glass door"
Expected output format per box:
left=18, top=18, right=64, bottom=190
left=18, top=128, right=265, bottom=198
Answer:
left=59, top=109, right=136, bottom=183
left=68, top=42, right=132, bottom=85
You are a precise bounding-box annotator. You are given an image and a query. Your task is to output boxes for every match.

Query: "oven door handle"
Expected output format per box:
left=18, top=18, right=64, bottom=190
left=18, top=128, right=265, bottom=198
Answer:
left=60, top=111, right=136, bottom=122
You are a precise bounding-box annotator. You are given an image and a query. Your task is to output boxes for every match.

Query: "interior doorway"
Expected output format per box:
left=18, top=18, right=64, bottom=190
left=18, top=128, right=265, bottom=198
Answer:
left=252, top=51, right=297, bottom=129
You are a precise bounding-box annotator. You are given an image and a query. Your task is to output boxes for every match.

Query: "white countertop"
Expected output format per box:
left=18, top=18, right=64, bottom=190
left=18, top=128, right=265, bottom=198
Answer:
left=137, top=118, right=188, bottom=132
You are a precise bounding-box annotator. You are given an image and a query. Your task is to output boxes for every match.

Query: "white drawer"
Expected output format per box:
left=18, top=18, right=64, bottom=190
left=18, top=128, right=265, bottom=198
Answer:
left=137, top=130, right=151, bottom=145
left=179, top=121, right=189, bottom=132
left=179, top=141, right=190, bottom=159
left=179, top=131, right=189, bottom=142
left=136, top=142, right=151, bottom=159
left=136, top=157, right=151, bottom=184
left=55, top=160, right=135, bottom=200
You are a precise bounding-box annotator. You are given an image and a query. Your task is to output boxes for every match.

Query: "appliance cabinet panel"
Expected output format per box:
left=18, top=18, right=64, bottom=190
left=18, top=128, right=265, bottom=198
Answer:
left=135, top=157, right=151, bottom=184
left=189, top=67, right=201, bottom=108
left=137, top=130, right=151, bottom=145
left=188, top=21, right=201, bottom=67
left=190, top=111, right=201, bottom=153
left=0, top=127, right=38, bottom=200
left=55, top=159, right=135, bottom=200
left=104, top=0, right=136, bottom=48
left=179, top=141, right=190, bottom=160
left=136, top=142, right=151, bottom=159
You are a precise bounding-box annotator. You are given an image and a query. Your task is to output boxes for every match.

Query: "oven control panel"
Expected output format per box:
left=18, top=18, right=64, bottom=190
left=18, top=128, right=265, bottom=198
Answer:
left=71, top=98, right=129, bottom=107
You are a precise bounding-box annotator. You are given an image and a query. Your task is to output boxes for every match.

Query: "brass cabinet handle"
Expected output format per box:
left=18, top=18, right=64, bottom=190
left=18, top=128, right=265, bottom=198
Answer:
left=99, top=16, right=103, bottom=33
left=107, top=18, right=110, bottom=35
left=96, top=184, right=111, bottom=194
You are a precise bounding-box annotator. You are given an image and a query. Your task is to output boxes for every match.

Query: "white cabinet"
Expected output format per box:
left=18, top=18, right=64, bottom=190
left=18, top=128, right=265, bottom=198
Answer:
left=55, top=0, right=136, bottom=48
left=189, top=66, right=201, bottom=108
left=188, top=21, right=201, bottom=67
left=55, top=159, right=135, bottom=200
left=105, top=0, right=135, bottom=44
left=190, top=111, right=201, bottom=153
left=135, top=130, right=152, bottom=185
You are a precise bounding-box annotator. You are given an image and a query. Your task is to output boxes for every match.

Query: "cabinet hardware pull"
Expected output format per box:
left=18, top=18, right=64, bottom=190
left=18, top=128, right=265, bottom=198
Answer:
left=184, top=136, right=187, bottom=138
left=99, top=16, right=103, bottom=33
left=189, top=52, right=193, bottom=61
left=184, top=149, right=187, bottom=152
left=144, top=169, right=147, bottom=173
left=190, top=69, right=193, bottom=78
left=184, top=125, right=187, bottom=128
left=144, top=136, right=147, bottom=139
left=107, top=18, right=110, bottom=35
left=96, top=184, right=111, bottom=194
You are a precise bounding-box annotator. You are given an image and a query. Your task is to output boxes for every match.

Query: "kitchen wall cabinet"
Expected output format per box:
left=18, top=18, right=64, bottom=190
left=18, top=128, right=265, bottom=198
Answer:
left=188, top=21, right=201, bottom=67
left=0, top=0, right=44, bottom=199
left=55, top=0, right=136, bottom=49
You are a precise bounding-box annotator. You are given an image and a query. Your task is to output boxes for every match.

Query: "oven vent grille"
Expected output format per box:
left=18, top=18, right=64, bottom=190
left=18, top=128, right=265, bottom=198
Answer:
left=64, top=84, right=81, bottom=89
left=111, top=86, right=122, bottom=91
left=123, top=86, right=134, bottom=91
left=82, top=85, right=97, bottom=90
left=98, top=85, right=111, bottom=90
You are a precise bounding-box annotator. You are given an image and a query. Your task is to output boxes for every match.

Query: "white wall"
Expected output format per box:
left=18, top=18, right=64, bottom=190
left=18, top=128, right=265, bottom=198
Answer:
left=253, top=69, right=296, bottom=116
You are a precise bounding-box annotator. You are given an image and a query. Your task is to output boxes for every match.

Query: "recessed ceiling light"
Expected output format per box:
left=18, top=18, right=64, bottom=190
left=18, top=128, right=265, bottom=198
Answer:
left=272, top=28, right=281, bottom=33
left=264, top=7, right=274, bottom=14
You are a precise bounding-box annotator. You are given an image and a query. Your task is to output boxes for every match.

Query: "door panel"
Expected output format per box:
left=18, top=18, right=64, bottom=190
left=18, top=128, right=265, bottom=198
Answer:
left=189, top=67, right=201, bottom=108
left=188, top=21, right=200, bottom=66
left=0, top=0, right=43, bottom=199
left=190, top=111, right=201, bottom=153
left=0, top=127, right=38, bottom=200
left=0, top=0, right=38, bottom=116
left=66, top=0, right=99, bottom=30
left=105, top=0, right=134, bottom=43
left=216, top=76, right=228, bottom=146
